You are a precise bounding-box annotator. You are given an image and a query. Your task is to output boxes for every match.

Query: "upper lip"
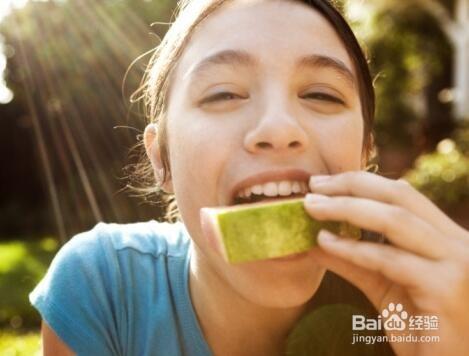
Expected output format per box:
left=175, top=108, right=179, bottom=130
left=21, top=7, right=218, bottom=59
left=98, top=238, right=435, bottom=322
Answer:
left=229, top=168, right=312, bottom=203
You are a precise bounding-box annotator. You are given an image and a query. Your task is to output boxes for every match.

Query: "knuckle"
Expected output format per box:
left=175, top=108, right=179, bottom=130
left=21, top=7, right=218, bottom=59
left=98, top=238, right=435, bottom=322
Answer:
left=441, top=261, right=469, bottom=311
left=460, top=255, right=469, bottom=273
left=374, top=249, right=398, bottom=275
left=452, top=241, right=469, bottom=264
left=349, top=243, right=367, bottom=263
left=340, top=171, right=362, bottom=196
left=383, top=206, right=408, bottom=236
left=341, top=171, right=359, bottom=184
left=389, top=206, right=407, bottom=223
left=381, top=247, right=400, bottom=269
left=444, top=260, right=468, bottom=285
left=348, top=171, right=362, bottom=184
left=395, top=178, right=413, bottom=194
left=336, top=196, right=353, bottom=210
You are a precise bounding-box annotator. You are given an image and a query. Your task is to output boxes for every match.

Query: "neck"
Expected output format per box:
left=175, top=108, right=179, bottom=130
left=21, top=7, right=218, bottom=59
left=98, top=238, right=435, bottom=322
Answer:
left=188, top=244, right=312, bottom=356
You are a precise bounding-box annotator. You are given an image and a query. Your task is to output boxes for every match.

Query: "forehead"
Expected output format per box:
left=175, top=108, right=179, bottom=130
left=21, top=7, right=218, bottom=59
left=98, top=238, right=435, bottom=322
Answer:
left=175, top=0, right=355, bottom=80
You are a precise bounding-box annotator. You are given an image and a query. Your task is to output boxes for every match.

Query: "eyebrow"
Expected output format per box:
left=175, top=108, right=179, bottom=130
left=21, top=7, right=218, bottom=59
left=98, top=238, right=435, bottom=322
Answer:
left=186, top=49, right=356, bottom=88
left=297, top=54, right=356, bottom=88
left=185, top=50, right=258, bottom=80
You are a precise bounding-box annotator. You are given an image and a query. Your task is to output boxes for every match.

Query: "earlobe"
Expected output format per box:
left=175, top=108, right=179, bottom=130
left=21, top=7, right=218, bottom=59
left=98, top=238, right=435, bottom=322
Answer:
left=143, top=123, right=174, bottom=194
left=143, top=123, right=163, bottom=173
left=143, top=123, right=157, bottom=158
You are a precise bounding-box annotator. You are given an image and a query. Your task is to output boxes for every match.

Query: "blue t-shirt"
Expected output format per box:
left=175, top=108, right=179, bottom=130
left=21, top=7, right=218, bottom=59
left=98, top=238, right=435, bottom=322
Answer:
left=29, top=221, right=213, bottom=356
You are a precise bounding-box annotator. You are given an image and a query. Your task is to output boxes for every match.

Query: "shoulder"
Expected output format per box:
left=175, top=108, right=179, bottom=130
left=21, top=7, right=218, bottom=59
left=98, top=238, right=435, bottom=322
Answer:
left=31, top=220, right=191, bottom=306
left=30, top=220, right=192, bottom=356
left=59, top=220, right=190, bottom=263
left=99, top=220, right=190, bottom=258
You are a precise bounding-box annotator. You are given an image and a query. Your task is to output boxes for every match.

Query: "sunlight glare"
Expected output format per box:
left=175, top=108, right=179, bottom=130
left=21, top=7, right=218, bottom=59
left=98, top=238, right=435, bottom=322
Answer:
left=0, top=0, right=31, bottom=104
left=0, top=0, right=29, bottom=22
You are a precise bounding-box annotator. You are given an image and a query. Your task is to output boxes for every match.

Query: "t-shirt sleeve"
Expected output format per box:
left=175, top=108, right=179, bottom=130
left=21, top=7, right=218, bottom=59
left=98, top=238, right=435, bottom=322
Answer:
left=29, top=224, right=122, bottom=356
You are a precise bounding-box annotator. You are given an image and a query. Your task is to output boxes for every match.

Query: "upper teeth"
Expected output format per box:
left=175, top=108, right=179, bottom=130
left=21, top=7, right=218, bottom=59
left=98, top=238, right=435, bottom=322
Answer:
left=236, top=180, right=309, bottom=199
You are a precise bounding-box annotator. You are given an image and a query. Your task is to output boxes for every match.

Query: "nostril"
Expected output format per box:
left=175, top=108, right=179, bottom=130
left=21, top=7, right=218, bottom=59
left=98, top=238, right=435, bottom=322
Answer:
left=289, top=141, right=301, bottom=148
left=257, top=142, right=272, bottom=149
left=256, top=141, right=301, bottom=149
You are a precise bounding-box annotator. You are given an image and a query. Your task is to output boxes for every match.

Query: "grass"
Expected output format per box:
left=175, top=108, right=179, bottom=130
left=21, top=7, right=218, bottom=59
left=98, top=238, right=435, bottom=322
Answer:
left=0, top=236, right=58, bottom=356
left=0, top=237, right=58, bottom=328
left=0, top=330, right=41, bottom=356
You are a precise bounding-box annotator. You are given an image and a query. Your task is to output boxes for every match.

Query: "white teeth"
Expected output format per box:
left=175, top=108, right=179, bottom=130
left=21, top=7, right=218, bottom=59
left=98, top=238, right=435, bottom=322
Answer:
left=251, top=184, right=263, bottom=195
left=278, top=181, right=292, bottom=196
left=263, top=182, right=278, bottom=196
left=292, top=181, right=301, bottom=194
left=235, top=180, right=309, bottom=199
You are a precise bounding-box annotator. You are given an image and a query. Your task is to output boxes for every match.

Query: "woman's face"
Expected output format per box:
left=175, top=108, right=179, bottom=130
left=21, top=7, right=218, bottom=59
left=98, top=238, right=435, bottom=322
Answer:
left=160, top=0, right=364, bottom=307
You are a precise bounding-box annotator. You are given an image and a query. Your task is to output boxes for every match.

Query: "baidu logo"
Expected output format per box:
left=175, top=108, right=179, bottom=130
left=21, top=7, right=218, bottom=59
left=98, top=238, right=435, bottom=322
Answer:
left=352, top=303, right=436, bottom=332
left=351, top=303, right=441, bottom=345
left=381, top=303, right=408, bottom=331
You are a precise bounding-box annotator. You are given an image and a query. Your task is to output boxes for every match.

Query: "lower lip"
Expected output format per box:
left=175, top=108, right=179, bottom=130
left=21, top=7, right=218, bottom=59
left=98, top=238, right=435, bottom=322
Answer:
left=231, top=194, right=305, bottom=206
left=267, top=251, right=310, bottom=262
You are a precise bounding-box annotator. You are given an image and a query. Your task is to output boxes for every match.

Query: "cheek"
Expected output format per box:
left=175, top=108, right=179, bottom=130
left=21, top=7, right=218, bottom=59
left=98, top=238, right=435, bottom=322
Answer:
left=167, top=114, right=237, bottom=206
left=313, top=114, right=364, bottom=171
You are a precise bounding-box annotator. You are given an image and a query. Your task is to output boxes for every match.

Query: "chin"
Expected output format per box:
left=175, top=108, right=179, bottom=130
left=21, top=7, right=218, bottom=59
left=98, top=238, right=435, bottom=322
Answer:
left=230, top=261, right=326, bottom=309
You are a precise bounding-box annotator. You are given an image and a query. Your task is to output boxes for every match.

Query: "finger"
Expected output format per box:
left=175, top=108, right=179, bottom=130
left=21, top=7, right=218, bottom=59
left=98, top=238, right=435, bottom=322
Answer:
left=309, top=171, right=468, bottom=240
left=316, top=230, right=436, bottom=289
left=309, top=247, right=391, bottom=309
left=304, top=193, right=449, bottom=259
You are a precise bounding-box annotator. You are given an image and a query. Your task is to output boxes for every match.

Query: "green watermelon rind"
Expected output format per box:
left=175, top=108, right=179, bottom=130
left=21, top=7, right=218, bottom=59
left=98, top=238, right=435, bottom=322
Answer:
left=207, top=198, right=361, bottom=264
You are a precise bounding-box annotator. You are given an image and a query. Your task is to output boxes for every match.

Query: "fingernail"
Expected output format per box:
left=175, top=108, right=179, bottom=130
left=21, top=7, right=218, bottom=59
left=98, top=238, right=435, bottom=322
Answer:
left=318, top=230, right=337, bottom=243
left=305, top=193, right=330, bottom=204
left=310, top=175, right=331, bottom=185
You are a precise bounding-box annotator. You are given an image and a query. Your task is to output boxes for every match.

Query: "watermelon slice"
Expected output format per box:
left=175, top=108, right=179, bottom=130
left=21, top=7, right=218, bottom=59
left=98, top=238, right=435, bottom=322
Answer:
left=200, top=198, right=361, bottom=264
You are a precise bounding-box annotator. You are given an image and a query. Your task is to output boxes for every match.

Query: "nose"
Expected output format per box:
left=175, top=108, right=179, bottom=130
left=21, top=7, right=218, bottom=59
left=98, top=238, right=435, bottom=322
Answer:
left=244, top=99, right=309, bottom=154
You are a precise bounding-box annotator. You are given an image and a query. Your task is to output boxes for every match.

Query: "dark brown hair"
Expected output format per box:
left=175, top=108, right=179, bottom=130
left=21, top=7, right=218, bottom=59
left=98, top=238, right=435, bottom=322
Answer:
left=130, top=4, right=392, bottom=353
left=130, top=0, right=376, bottom=221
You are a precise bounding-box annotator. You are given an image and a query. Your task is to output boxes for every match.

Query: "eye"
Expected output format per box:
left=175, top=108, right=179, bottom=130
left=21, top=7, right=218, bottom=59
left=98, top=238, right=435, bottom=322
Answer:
left=301, top=92, right=345, bottom=105
left=201, top=92, right=245, bottom=104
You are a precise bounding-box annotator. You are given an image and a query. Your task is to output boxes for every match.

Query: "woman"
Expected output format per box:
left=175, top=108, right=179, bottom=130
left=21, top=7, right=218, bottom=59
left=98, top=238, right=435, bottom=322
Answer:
left=33, top=0, right=469, bottom=355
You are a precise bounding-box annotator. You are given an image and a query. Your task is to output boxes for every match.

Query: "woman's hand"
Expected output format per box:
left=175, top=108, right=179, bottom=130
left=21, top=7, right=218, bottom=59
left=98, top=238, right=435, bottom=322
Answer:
left=304, top=171, right=469, bottom=356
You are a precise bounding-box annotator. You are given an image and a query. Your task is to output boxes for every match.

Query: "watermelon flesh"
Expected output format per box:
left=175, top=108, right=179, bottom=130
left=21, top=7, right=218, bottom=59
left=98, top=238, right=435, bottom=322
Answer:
left=200, top=198, right=361, bottom=264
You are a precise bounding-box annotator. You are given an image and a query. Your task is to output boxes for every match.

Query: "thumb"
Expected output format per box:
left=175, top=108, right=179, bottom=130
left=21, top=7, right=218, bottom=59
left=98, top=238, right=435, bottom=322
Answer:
left=310, top=245, right=389, bottom=310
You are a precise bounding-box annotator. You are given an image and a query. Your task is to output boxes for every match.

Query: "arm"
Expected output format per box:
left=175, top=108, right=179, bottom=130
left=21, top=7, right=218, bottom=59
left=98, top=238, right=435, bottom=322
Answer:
left=42, top=321, right=75, bottom=356
left=305, top=171, right=469, bottom=356
left=30, top=226, right=122, bottom=356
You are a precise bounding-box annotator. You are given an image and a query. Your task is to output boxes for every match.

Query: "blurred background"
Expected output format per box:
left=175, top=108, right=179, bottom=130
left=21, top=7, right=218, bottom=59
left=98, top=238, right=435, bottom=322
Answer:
left=0, top=0, right=467, bottom=354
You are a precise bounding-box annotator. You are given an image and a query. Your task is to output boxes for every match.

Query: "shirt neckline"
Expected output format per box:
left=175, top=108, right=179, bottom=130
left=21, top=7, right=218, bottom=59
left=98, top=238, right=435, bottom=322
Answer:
left=177, top=223, right=213, bottom=355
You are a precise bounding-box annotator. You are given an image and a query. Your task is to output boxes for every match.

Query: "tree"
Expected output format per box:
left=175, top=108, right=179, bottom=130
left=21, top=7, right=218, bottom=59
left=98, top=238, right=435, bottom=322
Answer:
left=347, top=0, right=457, bottom=154
left=0, top=0, right=177, bottom=239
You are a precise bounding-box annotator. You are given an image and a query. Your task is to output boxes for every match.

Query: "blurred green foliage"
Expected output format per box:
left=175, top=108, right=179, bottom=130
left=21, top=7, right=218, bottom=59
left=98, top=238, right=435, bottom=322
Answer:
left=286, top=304, right=378, bottom=356
left=0, top=238, right=58, bottom=329
left=346, top=0, right=468, bottom=208
left=359, top=2, right=454, bottom=151
left=0, top=0, right=464, bottom=239
left=405, top=123, right=469, bottom=206
left=0, top=331, right=41, bottom=356
left=453, top=121, right=469, bottom=155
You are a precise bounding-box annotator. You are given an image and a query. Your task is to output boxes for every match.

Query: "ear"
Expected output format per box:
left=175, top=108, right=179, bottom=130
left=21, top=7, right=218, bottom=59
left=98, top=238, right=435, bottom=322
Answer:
left=361, top=153, right=368, bottom=170
left=143, top=123, right=174, bottom=194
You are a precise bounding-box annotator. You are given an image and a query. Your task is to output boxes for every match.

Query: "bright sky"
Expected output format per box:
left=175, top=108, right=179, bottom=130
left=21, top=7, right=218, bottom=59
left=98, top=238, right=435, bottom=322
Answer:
left=0, top=0, right=29, bottom=22
left=0, top=0, right=29, bottom=104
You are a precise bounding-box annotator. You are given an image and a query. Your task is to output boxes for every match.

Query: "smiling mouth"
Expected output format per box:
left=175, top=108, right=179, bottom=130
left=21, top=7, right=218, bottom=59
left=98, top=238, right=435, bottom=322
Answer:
left=229, top=171, right=312, bottom=206
left=232, top=193, right=307, bottom=205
